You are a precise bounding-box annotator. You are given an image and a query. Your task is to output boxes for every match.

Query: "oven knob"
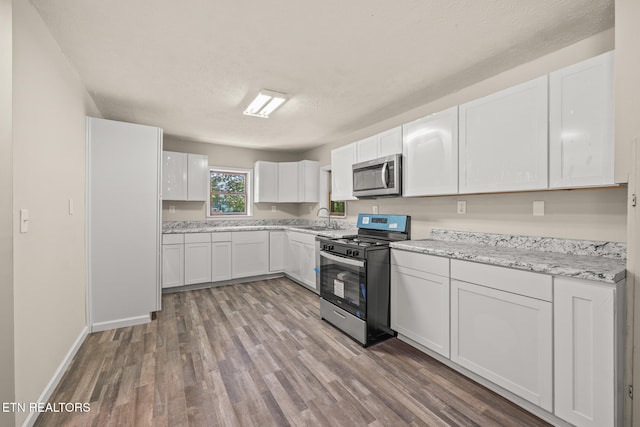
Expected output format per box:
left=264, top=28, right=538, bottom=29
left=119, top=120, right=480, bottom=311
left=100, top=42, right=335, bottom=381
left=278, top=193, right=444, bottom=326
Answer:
left=329, top=245, right=334, bottom=251
left=322, top=244, right=328, bottom=250
left=353, top=250, right=359, bottom=257
left=346, top=249, right=352, bottom=256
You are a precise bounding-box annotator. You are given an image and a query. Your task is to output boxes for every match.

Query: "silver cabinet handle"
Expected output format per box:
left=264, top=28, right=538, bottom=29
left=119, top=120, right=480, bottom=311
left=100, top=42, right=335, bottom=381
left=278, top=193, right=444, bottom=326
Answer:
left=333, top=310, right=346, bottom=319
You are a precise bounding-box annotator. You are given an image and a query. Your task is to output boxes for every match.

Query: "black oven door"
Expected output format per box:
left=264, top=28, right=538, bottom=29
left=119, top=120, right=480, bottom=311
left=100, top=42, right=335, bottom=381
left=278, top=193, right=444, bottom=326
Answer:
left=320, top=251, right=366, bottom=319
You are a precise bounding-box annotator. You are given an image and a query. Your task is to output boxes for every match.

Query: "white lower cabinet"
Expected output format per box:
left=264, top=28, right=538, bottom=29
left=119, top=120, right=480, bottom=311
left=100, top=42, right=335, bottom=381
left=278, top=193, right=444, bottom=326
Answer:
left=554, top=276, right=619, bottom=427
left=450, top=260, right=553, bottom=412
left=390, top=250, right=450, bottom=357
left=162, top=234, right=184, bottom=288
left=285, top=231, right=317, bottom=291
left=269, top=230, right=286, bottom=272
left=211, top=232, right=232, bottom=282
left=184, top=233, right=212, bottom=285
left=231, top=231, right=269, bottom=278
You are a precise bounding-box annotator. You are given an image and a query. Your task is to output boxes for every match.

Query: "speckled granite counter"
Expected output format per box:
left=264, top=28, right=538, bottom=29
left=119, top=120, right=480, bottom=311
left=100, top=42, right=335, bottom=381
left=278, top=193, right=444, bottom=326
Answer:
left=162, top=220, right=358, bottom=239
left=390, top=229, right=626, bottom=284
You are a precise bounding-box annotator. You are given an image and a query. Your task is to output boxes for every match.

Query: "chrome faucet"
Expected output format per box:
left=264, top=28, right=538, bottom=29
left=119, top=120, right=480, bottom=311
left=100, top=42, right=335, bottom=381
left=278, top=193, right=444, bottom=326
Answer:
left=317, top=207, right=332, bottom=229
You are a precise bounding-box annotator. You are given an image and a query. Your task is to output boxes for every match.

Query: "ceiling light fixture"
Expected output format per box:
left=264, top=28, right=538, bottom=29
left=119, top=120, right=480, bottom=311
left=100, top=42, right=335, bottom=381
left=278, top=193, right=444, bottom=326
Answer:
left=243, top=89, right=288, bottom=118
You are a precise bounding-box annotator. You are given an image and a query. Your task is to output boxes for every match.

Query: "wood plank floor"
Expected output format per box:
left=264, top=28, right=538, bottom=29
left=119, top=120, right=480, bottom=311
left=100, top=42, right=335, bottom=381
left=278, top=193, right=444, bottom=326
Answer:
left=35, top=277, right=551, bottom=426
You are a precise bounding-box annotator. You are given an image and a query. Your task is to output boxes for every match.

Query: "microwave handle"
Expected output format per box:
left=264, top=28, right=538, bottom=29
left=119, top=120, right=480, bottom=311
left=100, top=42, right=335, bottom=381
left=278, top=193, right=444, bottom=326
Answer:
left=381, top=162, right=389, bottom=188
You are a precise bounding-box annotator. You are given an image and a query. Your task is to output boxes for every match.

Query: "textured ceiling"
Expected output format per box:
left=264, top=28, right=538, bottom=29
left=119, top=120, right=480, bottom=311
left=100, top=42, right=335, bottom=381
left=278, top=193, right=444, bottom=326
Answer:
left=30, top=0, right=613, bottom=151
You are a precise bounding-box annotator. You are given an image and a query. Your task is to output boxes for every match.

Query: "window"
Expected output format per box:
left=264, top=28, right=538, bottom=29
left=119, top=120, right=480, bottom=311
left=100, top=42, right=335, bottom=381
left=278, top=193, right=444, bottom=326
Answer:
left=208, top=167, right=252, bottom=217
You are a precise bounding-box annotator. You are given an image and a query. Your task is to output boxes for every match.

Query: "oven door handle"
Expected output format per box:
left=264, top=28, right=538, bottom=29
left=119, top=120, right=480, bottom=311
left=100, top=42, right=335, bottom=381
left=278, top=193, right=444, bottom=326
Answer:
left=320, top=251, right=365, bottom=268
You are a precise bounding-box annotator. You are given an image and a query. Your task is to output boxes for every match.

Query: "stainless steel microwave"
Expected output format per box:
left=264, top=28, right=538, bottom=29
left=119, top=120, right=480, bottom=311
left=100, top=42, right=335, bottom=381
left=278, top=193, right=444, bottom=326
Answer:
left=352, top=154, right=402, bottom=198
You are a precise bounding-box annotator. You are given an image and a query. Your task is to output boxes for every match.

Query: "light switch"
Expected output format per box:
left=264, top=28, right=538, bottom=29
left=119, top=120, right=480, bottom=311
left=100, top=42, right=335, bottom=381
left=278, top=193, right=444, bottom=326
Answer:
left=169, top=205, right=176, bottom=213
left=457, top=201, right=467, bottom=214
left=372, top=206, right=378, bottom=214
left=271, top=206, right=276, bottom=212
left=533, top=201, right=545, bottom=216
left=20, top=209, right=29, bottom=233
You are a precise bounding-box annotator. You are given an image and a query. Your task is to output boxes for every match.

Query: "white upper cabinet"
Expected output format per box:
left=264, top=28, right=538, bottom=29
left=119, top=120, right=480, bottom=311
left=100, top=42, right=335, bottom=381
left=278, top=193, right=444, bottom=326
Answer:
left=549, top=51, right=615, bottom=188
left=331, top=143, right=358, bottom=201
left=254, top=160, right=319, bottom=203
left=278, top=162, right=299, bottom=203
left=403, top=106, right=458, bottom=196
left=162, top=151, right=209, bottom=201
left=459, top=76, right=548, bottom=193
left=356, top=135, right=378, bottom=163
left=187, top=154, right=209, bottom=201
left=162, top=151, right=187, bottom=200
left=356, top=126, right=403, bottom=163
left=254, top=161, right=279, bottom=203
left=297, top=160, right=319, bottom=203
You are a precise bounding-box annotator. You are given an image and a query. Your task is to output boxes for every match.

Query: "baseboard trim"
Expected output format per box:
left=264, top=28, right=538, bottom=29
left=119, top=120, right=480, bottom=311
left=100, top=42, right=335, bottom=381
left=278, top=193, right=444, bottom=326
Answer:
left=91, top=314, right=151, bottom=332
left=22, top=326, right=89, bottom=427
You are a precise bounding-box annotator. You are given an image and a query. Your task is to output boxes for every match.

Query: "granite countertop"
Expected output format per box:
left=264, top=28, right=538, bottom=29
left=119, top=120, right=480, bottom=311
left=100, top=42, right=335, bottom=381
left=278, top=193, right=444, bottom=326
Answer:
left=390, top=229, right=626, bottom=284
left=162, top=220, right=358, bottom=239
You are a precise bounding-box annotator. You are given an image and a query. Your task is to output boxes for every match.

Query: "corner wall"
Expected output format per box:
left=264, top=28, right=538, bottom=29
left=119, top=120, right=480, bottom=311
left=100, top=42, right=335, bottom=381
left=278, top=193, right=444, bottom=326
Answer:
left=12, top=1, right=100, bottom=425
left=0, top=0, right=15, bottom=426
left=301, top=29, right=627, bottom=243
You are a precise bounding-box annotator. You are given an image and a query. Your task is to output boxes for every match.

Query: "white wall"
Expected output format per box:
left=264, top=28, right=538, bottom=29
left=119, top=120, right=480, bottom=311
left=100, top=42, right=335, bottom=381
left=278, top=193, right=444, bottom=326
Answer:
left=162, top=136, right=304, bottom=221
left=0, top=0, right=15, bottom=426
left=300, top=29, right=627, bottom=243
left=12, top=1, right=100, bottom=425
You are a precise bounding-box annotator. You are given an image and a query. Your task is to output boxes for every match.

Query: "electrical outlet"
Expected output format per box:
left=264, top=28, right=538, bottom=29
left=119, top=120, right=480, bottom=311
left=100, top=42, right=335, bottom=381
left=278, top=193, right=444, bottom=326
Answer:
left=457, top=201, right=466, bottom=214
left=271, top=206, right=276, bottom=212
left=533, top=201, right=545, bottom=216
left=169, top=205, right=175, bottom=213
left=372, top=205, right=378, bottom=214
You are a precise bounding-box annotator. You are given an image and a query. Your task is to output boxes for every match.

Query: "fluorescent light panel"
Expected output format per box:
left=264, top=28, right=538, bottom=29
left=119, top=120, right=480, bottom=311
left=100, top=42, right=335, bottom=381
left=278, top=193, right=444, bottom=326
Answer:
left=243, top=89, right=288, bottom=118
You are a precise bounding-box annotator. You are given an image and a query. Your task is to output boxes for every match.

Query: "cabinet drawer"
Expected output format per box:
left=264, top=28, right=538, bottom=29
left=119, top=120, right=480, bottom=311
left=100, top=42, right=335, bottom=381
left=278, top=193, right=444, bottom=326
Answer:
left=184, top=232, right=211, bottom=244
left=451, top=259, right=551, bottom=301
left=288, top=231, right=316, bottom=246
left=211, top=232, right=232, bottom=242
left=162, top=233, right=184, bottom=244
left=391, top=249, right=449, bottom=277
left=320, top=298, right=366, bottom=345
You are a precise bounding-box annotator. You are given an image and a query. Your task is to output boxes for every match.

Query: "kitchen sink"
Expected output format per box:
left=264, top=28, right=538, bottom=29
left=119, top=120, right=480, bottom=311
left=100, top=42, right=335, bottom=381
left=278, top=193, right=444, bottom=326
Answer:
left=293, top=225, right=333, bottom=231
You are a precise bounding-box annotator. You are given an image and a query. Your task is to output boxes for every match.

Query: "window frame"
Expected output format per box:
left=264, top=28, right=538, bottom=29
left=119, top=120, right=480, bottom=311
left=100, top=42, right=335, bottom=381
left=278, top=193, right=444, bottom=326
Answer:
left=207, top=166, right=253, bottom=218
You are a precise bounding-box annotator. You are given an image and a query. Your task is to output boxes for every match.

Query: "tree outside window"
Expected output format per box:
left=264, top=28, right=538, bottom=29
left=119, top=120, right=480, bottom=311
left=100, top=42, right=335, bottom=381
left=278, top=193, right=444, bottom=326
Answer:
left=209, top=167, right=252, bottom=217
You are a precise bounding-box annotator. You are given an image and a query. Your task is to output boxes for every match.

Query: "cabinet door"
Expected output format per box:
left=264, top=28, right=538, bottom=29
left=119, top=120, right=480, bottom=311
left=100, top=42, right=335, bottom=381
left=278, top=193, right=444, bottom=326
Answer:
left=549, top=51, right=614, bottom=188
left=391, top=265, right=450, bottom=357
left=287, top=239, right=302, bottom=280
left=269, top=231, right=286, bottom=272
left=162, top=244, right=184, bottom=288
left=254, top=161, right=278, bottom=203
left=459, top=76, right=548, bottom=193
left=554, top=277, right=616, bottom=427
left=231, top=231, right=269, bottom=278
left=451, top=279, right=552, bottom=410
left=300, top=242, right=317, bottom=290
left=184, top=242, right=212, bottom=285
left=331, top=143, right=357, bottom=201
left=297, top=160, right=319, bottom=203
left=187, top=153, right=209, bottom=201
left=356, top=135, right=378, bottom=162
left=403, top=107, right=458, bottom=196
left=278, top=162, right=299, bottom=202
left=377, top=126, right=403, bottom=158
left=211, top=241, right=232, bottom=282
left=162, top=151, right=187, bottom=200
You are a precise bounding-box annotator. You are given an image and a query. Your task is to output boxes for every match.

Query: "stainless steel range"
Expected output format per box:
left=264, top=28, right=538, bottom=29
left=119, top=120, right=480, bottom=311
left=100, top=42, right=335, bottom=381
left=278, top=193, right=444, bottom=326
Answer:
left=318, top=214, right=411, bottom=346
